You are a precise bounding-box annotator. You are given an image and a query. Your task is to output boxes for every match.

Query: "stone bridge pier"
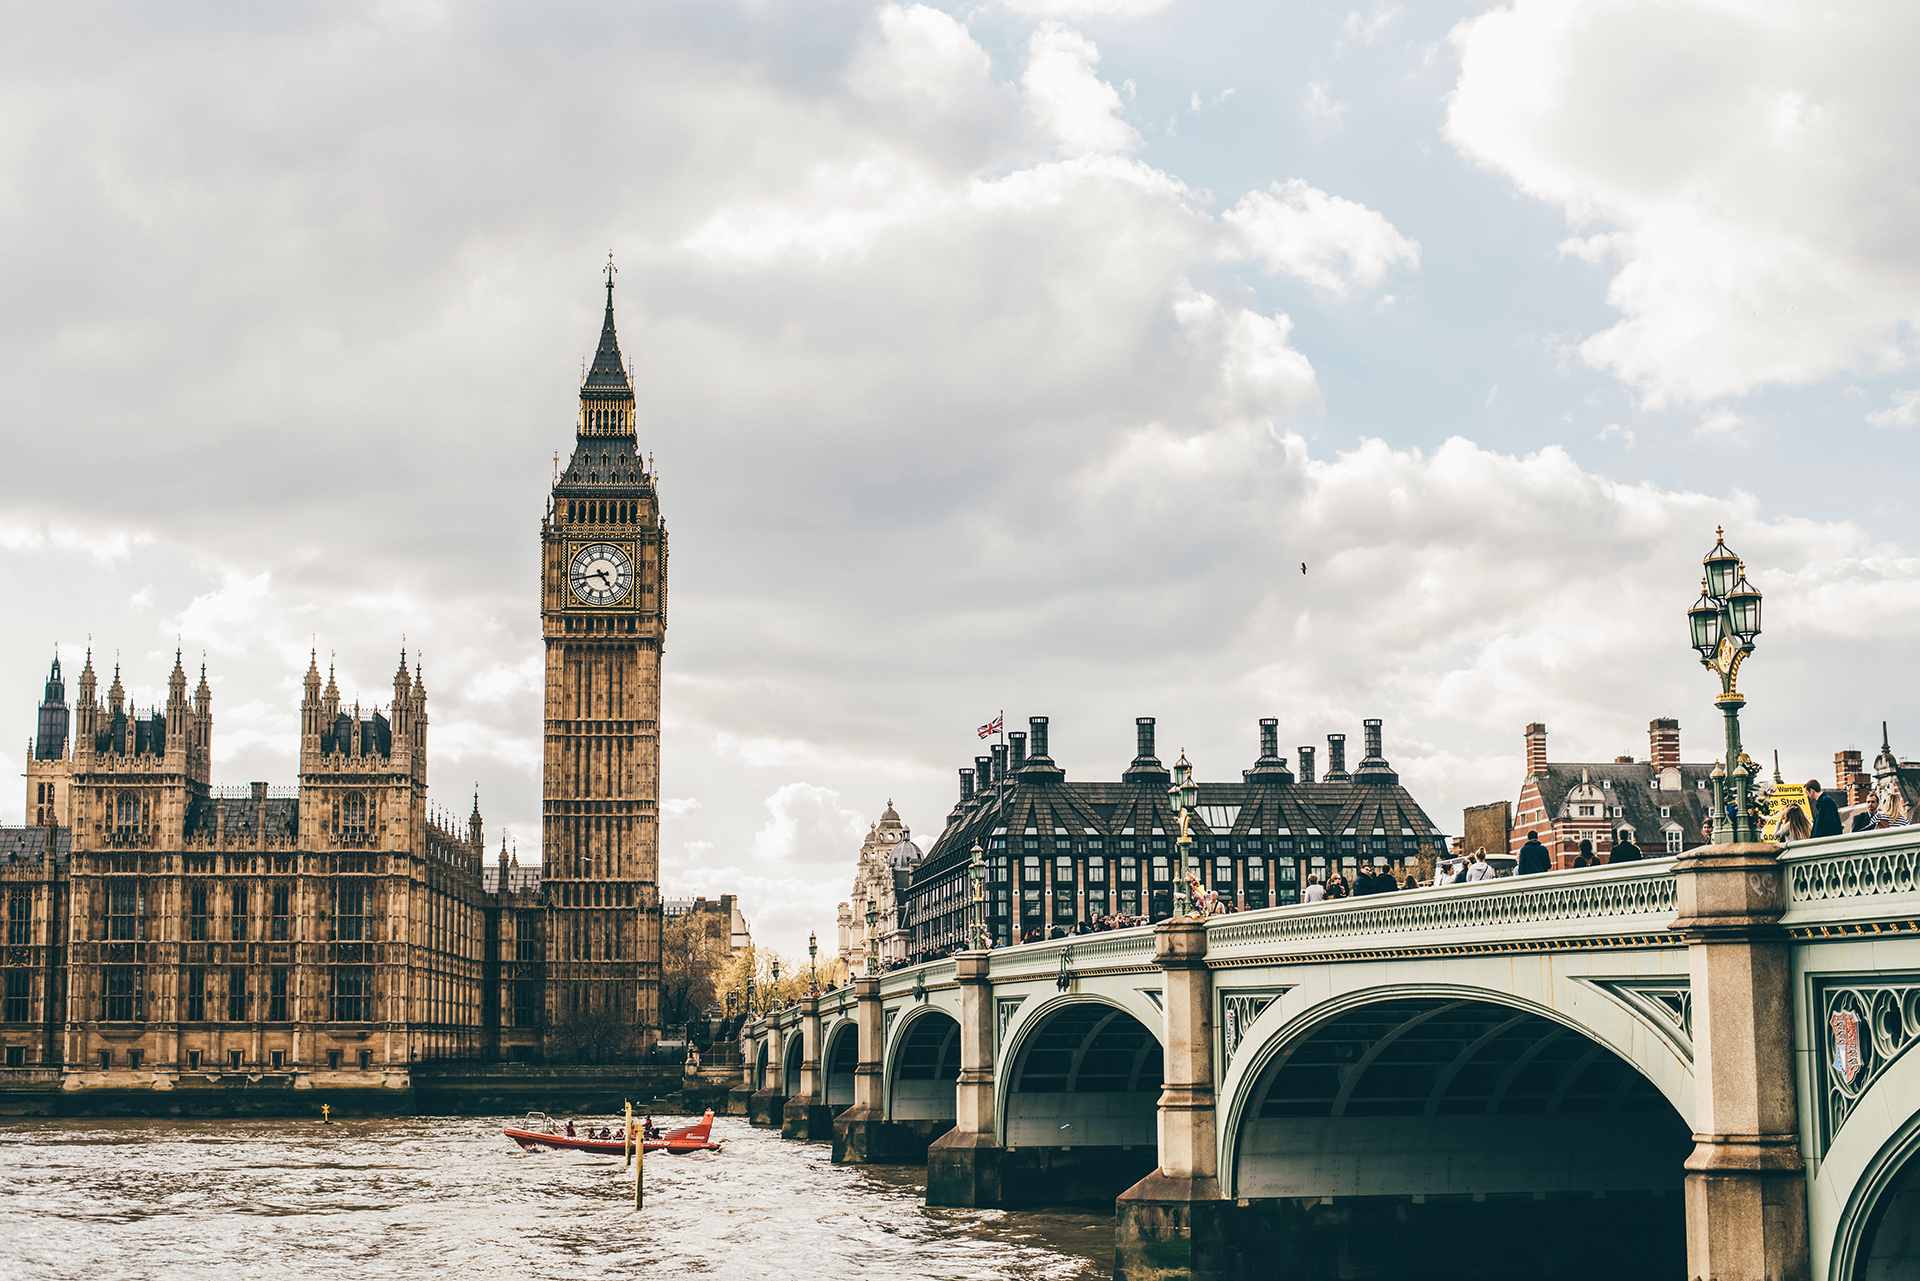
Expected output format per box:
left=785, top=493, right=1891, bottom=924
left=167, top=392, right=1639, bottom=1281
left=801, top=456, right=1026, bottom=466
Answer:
left=735, top=828, right=1920, bottom=1280
left=782, top=996, right=833, bottom=1141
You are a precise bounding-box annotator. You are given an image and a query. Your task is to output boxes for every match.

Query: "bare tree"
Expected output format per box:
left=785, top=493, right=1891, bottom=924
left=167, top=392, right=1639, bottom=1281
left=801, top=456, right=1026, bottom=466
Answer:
left=660, top=911, right=729, bottom=1032
left=550, top=998, right=637, bottom=1063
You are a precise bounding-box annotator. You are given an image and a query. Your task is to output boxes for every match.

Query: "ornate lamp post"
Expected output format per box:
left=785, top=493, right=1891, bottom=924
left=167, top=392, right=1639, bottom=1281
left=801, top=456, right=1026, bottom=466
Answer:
left=745, top=974, right=756, bottom=1018
left=1169, top=751, right=1200, bottom=917
left=770, top=958, right=781, bottom=1011
left=968, top=839, right=988, bottom=950
left=1688, top=527, right=1765, bottom=844
left=865, top=898, right=880, bottom=975
left=808, top=931, right=819, bottom=996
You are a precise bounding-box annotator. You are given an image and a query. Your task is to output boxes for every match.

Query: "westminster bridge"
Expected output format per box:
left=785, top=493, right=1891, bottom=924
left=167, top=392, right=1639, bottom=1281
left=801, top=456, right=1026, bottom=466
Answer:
left=738, top=831, right=1920, bottom=1280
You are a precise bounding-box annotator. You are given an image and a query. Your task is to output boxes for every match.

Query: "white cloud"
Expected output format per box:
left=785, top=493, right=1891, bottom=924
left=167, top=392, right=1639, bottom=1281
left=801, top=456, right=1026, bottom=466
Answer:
left=1023, top=21, right=1142, bottom=156
left=1697, top=409, right=1742, bottom=438
left=1223, top=179, right=1420, bottom=297
left=2, top=0, right=1908, bottom=959
left=1003, top=0, right=1182, bottom=15
left=1868, top=389, right=1920, bottom=429
left=846, top=6, right=994, bottom=117
left=749, top=783, right=869, bottom=865
left=1302, top=80, right=1350, bottom=128
left=1342, top=5, right=1405, bottom=45
left=1446, top=0, right=1920, bottom=406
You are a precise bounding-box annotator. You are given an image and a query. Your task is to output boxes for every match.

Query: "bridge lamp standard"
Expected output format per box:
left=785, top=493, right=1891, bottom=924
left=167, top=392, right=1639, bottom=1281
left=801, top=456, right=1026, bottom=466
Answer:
left=1169, top=751, right=1201, bottom=918
left=770, top=958, right=781, bottom=1012
left=808, top=931, right=818, bottom=997
left=968, top=840, right=987, bottom=951
left=1688, top=526, right=1765, bottom=844
left=865, top=897, right=880, bottom=976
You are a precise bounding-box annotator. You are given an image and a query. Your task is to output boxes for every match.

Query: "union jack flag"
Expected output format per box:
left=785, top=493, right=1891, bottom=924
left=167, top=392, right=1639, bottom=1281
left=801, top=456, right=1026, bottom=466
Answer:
left=977, top=715, right=1003, bottom=739
left=1832, top=1008, right=1863, bottom=1085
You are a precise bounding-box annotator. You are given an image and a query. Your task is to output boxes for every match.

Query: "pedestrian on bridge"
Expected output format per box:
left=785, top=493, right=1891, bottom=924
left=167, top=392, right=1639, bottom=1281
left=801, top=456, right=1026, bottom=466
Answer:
left=1808, top=780, right=1844, bottom=837
left=1609, top=829, right=1641, bottom=863
left=1518, top=830, right=1552, bottom=875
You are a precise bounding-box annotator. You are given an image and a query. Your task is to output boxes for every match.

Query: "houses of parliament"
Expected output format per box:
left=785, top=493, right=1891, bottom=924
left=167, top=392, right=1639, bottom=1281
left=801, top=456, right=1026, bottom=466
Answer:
left=0, top=274, right=668, bottom=1092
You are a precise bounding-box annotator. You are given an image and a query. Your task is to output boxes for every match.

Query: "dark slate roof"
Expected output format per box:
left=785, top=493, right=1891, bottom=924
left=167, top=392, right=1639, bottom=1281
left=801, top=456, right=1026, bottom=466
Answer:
left=483, top=864, right=543, bottom=893
left=557, top=434, right=650, bottom=492
left=914, top=756, right=1445, bottom=887
left=212, top=796, right=300, bottom=840
left=582, top=282, right=633, bottom=400
left=1530, top=761, right=1714, bottom=842
left=0, top=826, right=71, bottom=866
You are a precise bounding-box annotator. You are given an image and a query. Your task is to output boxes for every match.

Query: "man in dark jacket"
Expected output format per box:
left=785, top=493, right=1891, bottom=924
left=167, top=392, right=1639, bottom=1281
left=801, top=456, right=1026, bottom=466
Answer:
left=1609, top=829, right=1641, bottom=863
left=1808, top=780, right=1843, bottom=838
left=1517, top=830, right=1552, bottom=875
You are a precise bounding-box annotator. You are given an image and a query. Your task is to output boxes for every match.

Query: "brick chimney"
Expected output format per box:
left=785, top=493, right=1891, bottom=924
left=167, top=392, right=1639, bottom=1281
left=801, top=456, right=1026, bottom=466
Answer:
left=1836, top=749, right=1869, bottom=804
left=1524, top=723, right=1547, bottom=775
left=1649, top=718, right=1680, bottom=769
left=1298, top=745, right=1316, bottom=784
left=1009, top=732, right=1026, bottom=770
left=959, top=768, right=975, bottom=802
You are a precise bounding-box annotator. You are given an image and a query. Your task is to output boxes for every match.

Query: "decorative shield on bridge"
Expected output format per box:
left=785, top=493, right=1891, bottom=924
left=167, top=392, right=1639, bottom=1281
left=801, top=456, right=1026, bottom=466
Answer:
left=1832, top=1008, right=1864, bottom=1086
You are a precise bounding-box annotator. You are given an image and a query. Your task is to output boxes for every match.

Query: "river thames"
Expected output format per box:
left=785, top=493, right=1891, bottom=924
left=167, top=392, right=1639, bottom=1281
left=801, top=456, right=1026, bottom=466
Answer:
left=0, top=1113, right=1110, bottom=1280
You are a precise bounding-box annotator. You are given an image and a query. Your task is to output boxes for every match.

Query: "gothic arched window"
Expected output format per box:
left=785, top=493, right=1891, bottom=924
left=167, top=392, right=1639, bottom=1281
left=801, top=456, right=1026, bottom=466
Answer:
left=342, top=793, right=367, bottom=838
left=115, top=793, right=138, bottom=832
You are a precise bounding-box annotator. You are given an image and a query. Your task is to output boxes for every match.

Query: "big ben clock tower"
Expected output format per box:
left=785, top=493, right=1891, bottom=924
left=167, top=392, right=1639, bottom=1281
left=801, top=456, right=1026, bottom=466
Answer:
left=541, top=263, right=667, bottom=1050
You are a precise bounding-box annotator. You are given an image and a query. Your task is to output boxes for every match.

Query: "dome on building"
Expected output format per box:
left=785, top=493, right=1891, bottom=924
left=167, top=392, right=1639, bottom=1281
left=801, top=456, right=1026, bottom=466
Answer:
left=888, top=828, right=922, bottom=870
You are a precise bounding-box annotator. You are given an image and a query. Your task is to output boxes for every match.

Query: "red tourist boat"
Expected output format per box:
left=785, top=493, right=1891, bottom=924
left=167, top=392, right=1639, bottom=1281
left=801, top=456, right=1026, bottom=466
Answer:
left=504, top=1109, right=722, bottom=1156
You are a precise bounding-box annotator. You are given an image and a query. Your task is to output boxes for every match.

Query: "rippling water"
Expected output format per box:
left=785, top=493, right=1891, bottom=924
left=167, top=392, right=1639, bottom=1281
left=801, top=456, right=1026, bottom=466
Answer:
left=0, top=1115, right=1110, bottom=1280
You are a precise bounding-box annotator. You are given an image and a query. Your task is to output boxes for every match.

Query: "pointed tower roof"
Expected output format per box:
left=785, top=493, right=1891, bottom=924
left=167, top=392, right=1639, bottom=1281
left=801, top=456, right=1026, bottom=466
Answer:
left=582, top=259, right=634, bottom=401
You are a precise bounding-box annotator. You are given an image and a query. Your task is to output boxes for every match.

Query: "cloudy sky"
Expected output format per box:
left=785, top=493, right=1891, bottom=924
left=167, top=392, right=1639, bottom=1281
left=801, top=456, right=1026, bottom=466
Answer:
left=3, top=0, right=1917, bottom=961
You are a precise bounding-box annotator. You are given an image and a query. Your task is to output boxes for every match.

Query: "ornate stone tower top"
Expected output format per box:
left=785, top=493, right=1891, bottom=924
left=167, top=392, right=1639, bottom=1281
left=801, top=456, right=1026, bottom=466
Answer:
left=579, top=257, right=636, bottom=438
left=35, top=651, right=68, bottom=761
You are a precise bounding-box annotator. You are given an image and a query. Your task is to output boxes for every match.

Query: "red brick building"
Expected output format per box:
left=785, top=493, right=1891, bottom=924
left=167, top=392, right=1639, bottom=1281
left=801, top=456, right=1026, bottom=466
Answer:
left=1508, top=719, right=1715, bottom=866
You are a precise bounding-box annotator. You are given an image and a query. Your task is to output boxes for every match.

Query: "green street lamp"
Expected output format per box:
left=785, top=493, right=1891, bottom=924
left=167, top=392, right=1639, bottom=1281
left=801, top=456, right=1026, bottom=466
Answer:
left=1169, top=751, right=1200, bottom=918
left=1690, top=527, right=1765, bottom=844
left=968, top=839, right=988, bottom=950
left=770, top=958, right=781, bottom=1011
left=865, top=897, right=879, bottom=975
left=808, top=931, right=819, bottom=996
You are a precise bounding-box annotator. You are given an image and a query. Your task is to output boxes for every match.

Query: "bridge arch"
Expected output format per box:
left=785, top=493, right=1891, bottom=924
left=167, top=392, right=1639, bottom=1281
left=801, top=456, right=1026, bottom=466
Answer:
left=822, top=1018, right=858, bottom=1109
left=990, top=994, right=1164, bottom=1206
left=995, top=995, right=1164, bottom=1147
left=886, top=1005, right=960, bottom=1123
left=1221, top=988, right=1693, bottom=1273
left=754, top=1037, right=771, bottom=1091
left=782, top=1027, right=804, bottom=1097
left=1818, top=1039, right=1920, bottom=1281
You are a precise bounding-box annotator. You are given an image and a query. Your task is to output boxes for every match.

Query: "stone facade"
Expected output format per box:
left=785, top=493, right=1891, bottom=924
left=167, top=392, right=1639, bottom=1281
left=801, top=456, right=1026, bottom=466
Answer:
left=836, top=803, right=921, bottom=976
left=0, top=648, right=496, bottom=1079
left=539, top=269, right=668, bottom=1050
left=0, top=273, right=672, bottom=1086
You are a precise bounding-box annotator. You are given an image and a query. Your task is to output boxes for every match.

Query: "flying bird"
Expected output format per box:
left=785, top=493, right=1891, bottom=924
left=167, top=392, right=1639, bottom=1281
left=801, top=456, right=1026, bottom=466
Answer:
left=1301, top=562, right=1307, bottom=574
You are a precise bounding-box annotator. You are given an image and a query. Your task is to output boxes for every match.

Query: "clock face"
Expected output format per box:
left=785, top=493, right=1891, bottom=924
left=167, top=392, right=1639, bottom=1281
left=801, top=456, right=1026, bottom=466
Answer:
left=568, top=543, right=633, bottom=606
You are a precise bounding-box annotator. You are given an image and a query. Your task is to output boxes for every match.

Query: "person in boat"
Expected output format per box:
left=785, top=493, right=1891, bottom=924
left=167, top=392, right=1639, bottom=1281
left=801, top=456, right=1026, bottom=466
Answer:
left=644, top=1115, right=659, bottom=1141
left=564, top=1119, right=575, bottom=1137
